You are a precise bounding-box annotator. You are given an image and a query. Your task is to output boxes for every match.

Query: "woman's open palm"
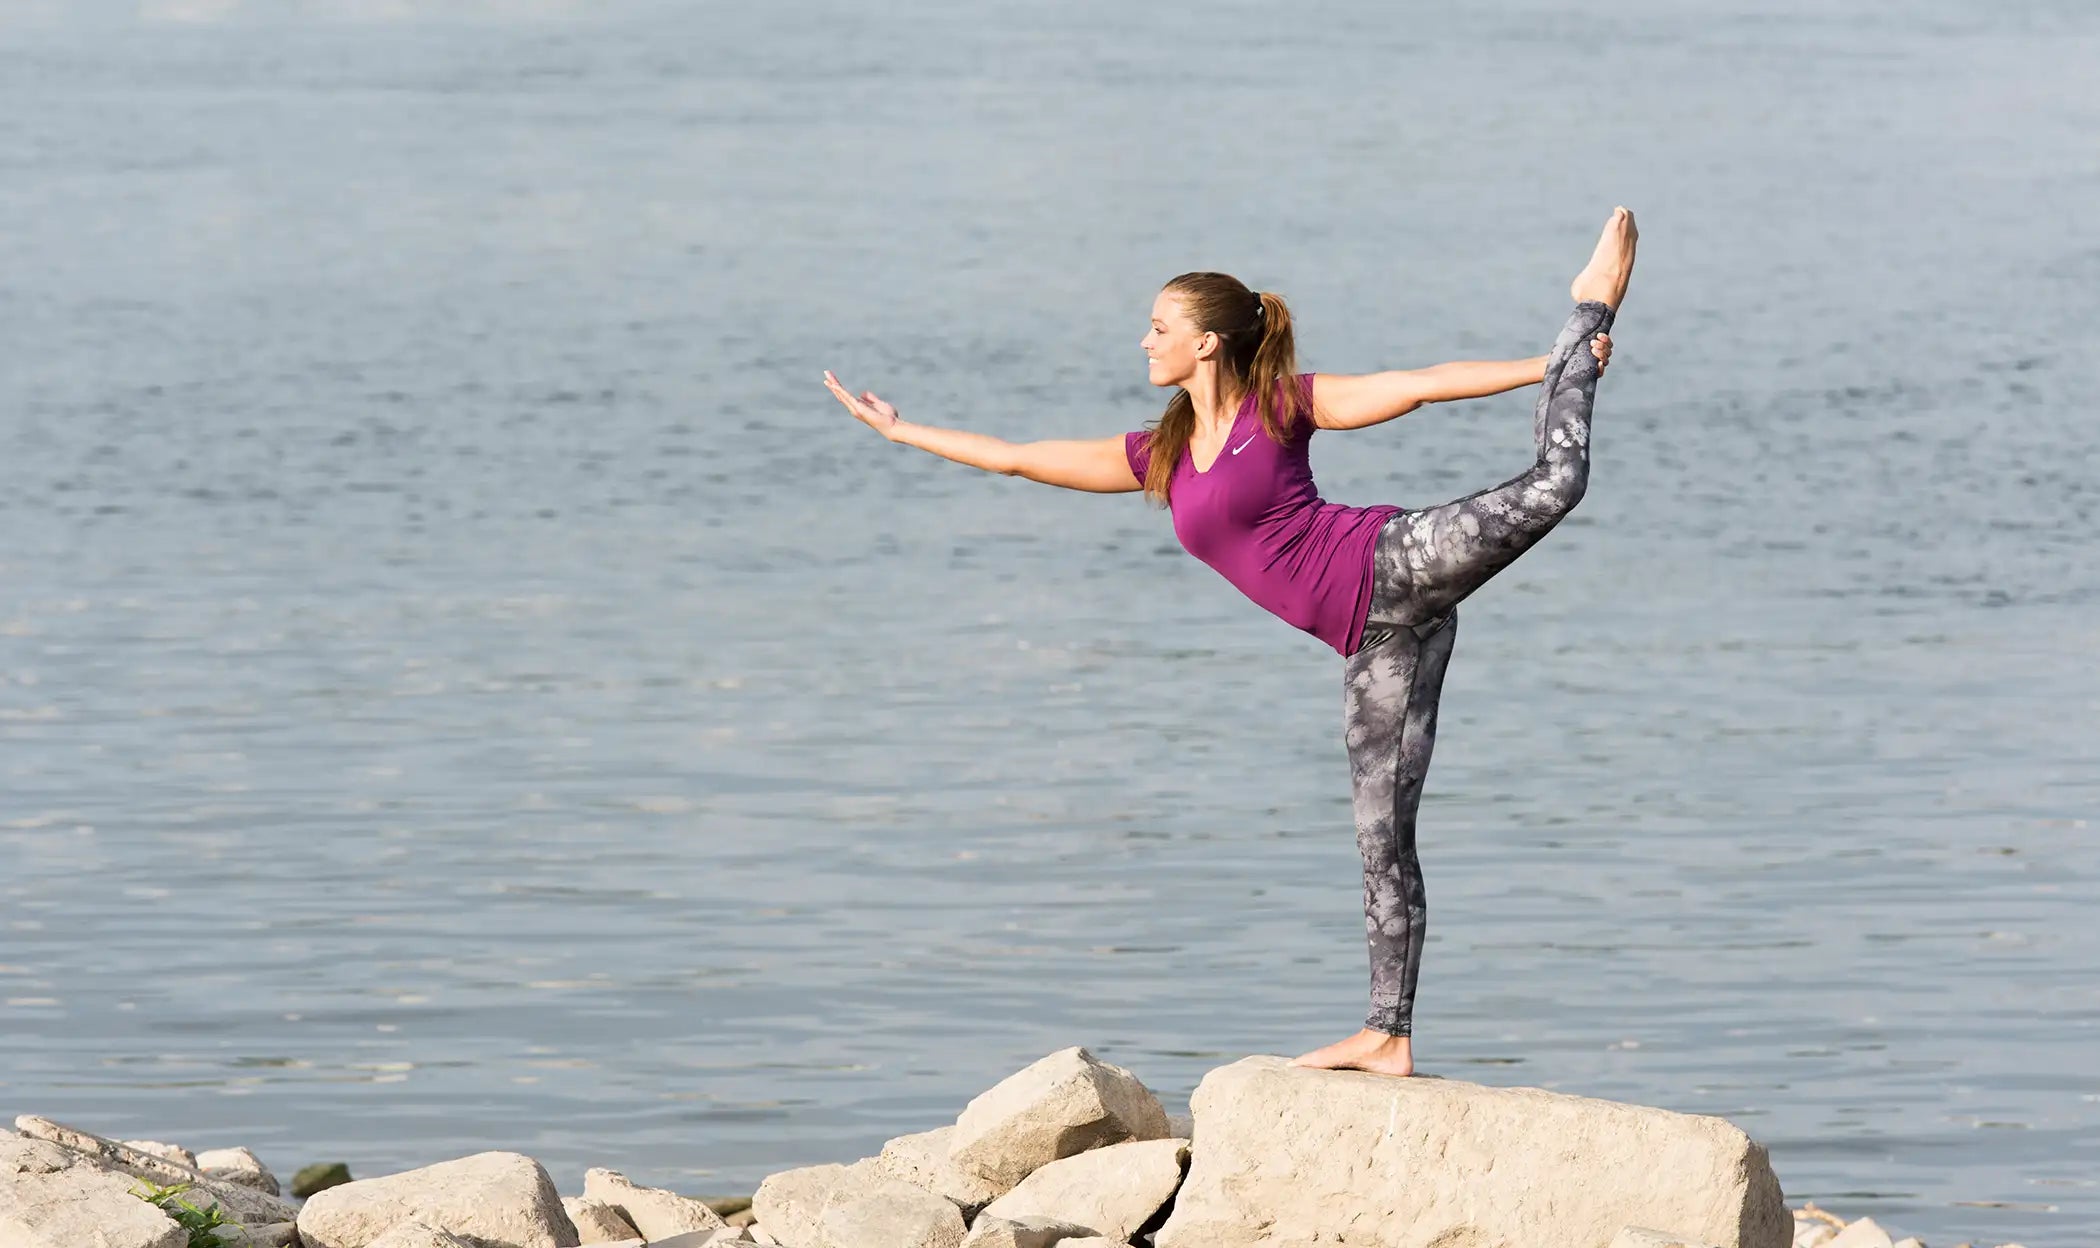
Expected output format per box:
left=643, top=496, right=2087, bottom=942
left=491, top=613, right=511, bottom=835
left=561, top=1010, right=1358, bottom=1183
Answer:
left=823, top=370, right=901, bottom=438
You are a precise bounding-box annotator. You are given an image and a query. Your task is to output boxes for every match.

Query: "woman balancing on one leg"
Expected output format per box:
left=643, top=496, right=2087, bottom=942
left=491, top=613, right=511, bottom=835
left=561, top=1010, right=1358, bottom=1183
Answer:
left=823, top=206, right=1638, bottom=1077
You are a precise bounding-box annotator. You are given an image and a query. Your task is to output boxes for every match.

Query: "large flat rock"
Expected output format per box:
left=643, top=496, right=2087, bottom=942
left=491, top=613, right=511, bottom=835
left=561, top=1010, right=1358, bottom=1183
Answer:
left=1, top=1135, right=188, bottom=1248
left=14, top=1114, right=301, bottom=1226
left=1154, top=1056, right=1788, bottom=1248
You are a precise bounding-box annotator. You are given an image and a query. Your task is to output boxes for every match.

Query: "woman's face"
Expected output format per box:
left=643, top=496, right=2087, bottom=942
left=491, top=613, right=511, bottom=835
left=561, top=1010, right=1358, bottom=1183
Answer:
left=1141, top=291, right=1213, bottom=388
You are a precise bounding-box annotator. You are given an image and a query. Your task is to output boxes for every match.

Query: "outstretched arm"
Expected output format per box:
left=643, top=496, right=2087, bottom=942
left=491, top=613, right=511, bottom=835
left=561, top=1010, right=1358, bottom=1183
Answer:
left=822, top=370, right=1140, bottom=493
left=1311, top=335, right=1610, bottom=431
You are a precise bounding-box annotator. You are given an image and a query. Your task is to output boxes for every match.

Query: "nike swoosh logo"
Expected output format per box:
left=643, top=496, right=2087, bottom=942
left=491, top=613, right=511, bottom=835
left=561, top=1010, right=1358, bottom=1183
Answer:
left=1229, top=434, right=1258, bottom=455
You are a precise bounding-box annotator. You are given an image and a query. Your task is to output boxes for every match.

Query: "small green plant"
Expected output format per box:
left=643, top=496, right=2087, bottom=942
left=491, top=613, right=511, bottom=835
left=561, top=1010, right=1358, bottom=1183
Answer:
left=130, top=1178, right=236, bottom=1248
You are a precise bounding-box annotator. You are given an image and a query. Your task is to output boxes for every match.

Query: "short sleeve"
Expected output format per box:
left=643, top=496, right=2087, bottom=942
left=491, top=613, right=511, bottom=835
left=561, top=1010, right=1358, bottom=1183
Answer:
left=1294, top=372, right=1318, bottom=435
left=1124, top=429, right=1153, bottom=482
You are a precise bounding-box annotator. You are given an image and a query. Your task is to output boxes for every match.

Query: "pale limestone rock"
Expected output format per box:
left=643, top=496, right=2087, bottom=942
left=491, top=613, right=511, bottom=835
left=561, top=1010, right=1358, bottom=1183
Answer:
left=753, top=1159, right=966, bottom=1248
left=1826, top=1218, right=1895, bottom=1248
left=957, top=1213, right=1095, bottom=1248
left=1051, top=1238, right=1128, bottom=1248
left=213, top=1222, right=300, bottom=1247
left=563, top=1195, right=642, bottom=1243
left=123, top=1140, right=200, bottom=1168
left=1795, top=1228, right=1839, bottom=1248
left=871, top=1126, right=1003, bottom=1215
left=1154, top=1056, right=1789, bottom=1248
left=0, top=1135, right=187, bottom=1248
left=948, top=1048, right=1170, bottom=1193
left=580, top=1167, right=728, bottom=1239
left=1164, top=1112, right=1194, bottom=1140
left=295, top=1150, right=579, bottom=1248
left=198, top=1146, right=283, bottom=1196
left=749, top=1223, right=779, bottom=1245
left=979, top=1138, right=1188, bottom=1243
left=13, top=1115, right=301, bottom=1227
left=1614, top=1230, right=1724, bottom=1248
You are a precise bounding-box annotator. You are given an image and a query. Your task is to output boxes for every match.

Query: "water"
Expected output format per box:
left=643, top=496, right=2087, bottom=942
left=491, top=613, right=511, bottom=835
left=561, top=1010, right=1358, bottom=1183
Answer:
left=2, top=2, right=2096, bottom=1244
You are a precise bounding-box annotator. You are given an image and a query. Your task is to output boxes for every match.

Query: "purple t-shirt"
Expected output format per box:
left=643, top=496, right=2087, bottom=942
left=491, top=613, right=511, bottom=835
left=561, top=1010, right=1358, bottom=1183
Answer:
left=1126, top=374, right=1402, bottom=658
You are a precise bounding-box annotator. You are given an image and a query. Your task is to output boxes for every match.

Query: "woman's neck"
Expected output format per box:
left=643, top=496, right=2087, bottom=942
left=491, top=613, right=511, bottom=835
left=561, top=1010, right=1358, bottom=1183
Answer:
left=1183, top=368, right=1244, bottom=434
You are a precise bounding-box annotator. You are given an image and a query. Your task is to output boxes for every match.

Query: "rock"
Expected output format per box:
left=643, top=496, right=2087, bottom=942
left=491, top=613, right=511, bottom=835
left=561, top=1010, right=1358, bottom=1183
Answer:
left=1164, top=1112, right=1194, bottom=1140
left=726, top=1204, right=760, bottom=1228
left=295, top=1150, right=579, bottom=1248
left=13, top=1115, right=302, bottom=1226
left=563, top=1195, right=641, bottom=1243
left=980, top=1138, right=1188, bottom=1243
left=870, top=1127, right=1004, bottom=1216
left=1614, top=1230, right=1723, bottom=1248
left=1051, top=1239, right=1128, bottom=1248
left=948, top=1048, right=1171, bottom=1193
left=366, top=1222, right=480, bottom=1248
left=644, top=1232, right=752, bottom=1248
left=1154, top=1056, right=1789, bottom=1248
left=213, top=1222, right=301, bottom=1248
left=957, top=1213, right=1095, bottom=1248
left=198, top=1146, right=283, bottom=1196
left=753, top=1159, right=967, bottom=1248
left=123, top=1140, right=200, bottom=1168
left=295, top=1161, right=356, bottom=1197
left=1796, top=1228, right=1838, bottom=1248
left=581, top=1167, right=729, bottom=1239
left=749, top=1223, right=778, bottom=1245
left=0, top=1135, right=188, bottom=1248
left=703, top=1195, right=754, bottom=1219
left=1826, top=1219, right=1895, bottom=1248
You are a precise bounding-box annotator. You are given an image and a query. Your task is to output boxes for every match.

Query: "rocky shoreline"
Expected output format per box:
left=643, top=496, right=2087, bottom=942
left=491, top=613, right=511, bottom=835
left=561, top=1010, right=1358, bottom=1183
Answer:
left=3, top=1047, right=2028, bottom=1248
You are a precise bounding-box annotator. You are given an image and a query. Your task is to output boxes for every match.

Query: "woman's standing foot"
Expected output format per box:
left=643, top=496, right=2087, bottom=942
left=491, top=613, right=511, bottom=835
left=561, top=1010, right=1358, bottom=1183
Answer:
left=1289, top=1028, right=1415, bottom=1077
left=1570, top=206, right=1638, bottom=310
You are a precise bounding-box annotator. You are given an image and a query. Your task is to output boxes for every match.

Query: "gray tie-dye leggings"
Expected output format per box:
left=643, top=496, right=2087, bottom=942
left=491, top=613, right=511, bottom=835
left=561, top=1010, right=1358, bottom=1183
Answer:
left=1343, top=299, right=1615, bottom=1036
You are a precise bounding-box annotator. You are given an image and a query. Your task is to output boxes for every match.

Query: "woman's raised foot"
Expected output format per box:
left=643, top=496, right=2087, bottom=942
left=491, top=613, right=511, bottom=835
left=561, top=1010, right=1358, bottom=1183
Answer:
left=1288, top=1028, right=1416, bottom=1077
left=1571, top=206, right=1638, bottom=310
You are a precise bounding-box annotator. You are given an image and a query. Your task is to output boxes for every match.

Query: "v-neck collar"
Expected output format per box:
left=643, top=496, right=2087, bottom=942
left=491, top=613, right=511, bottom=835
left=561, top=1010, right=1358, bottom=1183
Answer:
left=1189, top=396, right=1251, bottom=476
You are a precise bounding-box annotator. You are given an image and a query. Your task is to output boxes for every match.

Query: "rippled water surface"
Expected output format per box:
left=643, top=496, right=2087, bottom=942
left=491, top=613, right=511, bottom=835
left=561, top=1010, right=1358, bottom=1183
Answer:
left=3, top=2, right=2097, bottom=1244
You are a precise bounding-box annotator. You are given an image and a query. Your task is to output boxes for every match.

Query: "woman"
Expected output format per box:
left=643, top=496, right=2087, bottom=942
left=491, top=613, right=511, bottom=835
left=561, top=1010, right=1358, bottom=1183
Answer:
left=822, top=207, right=1637, bottom=1077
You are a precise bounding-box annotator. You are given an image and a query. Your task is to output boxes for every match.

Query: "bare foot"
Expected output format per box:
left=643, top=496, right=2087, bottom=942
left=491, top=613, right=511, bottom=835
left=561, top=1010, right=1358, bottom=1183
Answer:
left=1288, top=1028, right=1415, bottom=1077
left=1570, top=206, right=1638, bottom=310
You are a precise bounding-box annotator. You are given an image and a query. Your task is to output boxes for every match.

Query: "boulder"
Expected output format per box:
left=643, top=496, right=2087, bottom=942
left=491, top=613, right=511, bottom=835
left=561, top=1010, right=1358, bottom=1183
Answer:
left=957, top=1213, right=1095, bottom=1248
left=0, top=1135, right=187, bottom=1248
left=198, top=1146, right=283, bottom=1196
left=980, top=1138, right=1188, bottom=1243
left=870, top=1127, right=1003, bottom=1216
left=13, top=1115, right=301, bottom=1226
left=295, top=1150, right=579, bottom=1248
left=295, top=1161, right=356, bottom=1197
left=563, top=1195, right=642, bottom=1243
left=948, top=1048, right=1170, bottom=1192
left=123, top=1140, right=200, bottom=1168
left=1154, top=1056, right=1789, bottom=1248
left=753, top=1159, right=966, bottom=1248
left=1052, top=1239, right=1129, bottom=1248
left=1825, top=1221, right=1894, bottom=1248
left=366, top=1222, right=479, bottom=1248
left=580, top=1168, right=728, bottom=1240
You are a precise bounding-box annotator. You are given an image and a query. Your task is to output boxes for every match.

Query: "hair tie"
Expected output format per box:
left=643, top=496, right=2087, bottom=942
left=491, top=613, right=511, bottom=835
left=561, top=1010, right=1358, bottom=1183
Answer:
left=1253, top=294, right=1266, bottom=319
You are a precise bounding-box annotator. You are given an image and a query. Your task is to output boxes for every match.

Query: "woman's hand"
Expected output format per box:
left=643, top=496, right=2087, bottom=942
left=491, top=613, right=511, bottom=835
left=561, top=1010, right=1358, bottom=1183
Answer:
left=1591, top=333, right=1613, bottom=371
left=823, top=370, right=903, bottom=439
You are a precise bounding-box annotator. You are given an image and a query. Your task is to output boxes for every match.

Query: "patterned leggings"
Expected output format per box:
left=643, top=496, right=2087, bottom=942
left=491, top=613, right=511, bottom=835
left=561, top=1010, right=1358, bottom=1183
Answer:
left=1342, top=299, right=1615, bottom=1036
